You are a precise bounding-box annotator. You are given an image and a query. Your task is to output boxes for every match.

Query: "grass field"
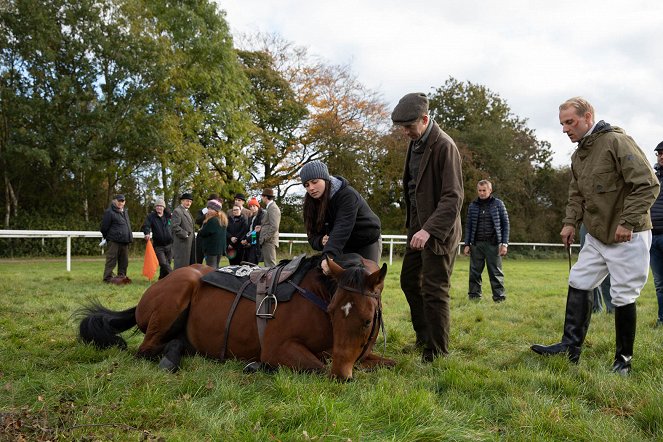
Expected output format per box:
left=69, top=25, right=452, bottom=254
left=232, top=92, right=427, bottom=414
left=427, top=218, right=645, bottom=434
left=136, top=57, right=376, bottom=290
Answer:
left=1, top=255, right=663, bottom=441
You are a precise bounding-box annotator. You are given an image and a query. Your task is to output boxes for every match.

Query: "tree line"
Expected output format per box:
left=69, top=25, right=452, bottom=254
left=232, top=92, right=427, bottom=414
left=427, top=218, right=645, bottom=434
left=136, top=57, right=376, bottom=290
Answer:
left=0, top=0, right=571, bottom=249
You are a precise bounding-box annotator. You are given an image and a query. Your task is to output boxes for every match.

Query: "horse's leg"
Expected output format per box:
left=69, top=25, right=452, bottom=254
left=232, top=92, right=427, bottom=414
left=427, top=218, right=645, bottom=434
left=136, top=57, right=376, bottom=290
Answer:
left=261, top=341, right=326, bottom=373
left=158, top=336, right=187, bottom=373
left=357, top=351, right=397, bottom=370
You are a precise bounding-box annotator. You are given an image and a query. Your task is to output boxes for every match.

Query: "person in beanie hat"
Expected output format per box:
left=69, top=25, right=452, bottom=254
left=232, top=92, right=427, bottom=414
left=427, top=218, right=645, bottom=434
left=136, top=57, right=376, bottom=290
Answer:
left=531, top=97, right=659, bottom=374
left=392, top=91, right=464, bottom=363
left=649, top=141, right=663, bottom=327
left=142, top=198, right=173, bottom=279
left=259, top=188, right=281, bottom=267
left=300, top=161, right=382, bottom=269
left=194, top=193, right=220, bottom=264
left=198, top=199, right=228, bottom=268
left=100, top=193, right=134, bottom=283
left=172, top=192, right=195, bottom=269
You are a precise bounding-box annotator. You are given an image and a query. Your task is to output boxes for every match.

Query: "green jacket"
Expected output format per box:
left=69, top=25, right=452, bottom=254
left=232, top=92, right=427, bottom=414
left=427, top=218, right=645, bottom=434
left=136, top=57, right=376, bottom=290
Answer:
left=198, top=217, right=227, bottom=256
left=563, top=122, right=659, bottom=244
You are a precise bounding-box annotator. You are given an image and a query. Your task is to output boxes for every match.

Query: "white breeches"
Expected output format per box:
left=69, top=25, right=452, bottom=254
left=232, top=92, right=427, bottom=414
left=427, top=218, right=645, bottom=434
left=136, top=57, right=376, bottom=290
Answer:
left=569, top=231, right=651, bottom=307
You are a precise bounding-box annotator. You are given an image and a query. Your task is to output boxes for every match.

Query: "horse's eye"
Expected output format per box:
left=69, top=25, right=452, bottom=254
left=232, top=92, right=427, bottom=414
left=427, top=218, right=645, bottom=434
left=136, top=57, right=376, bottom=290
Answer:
left=363, top=319, right=371, bottom=328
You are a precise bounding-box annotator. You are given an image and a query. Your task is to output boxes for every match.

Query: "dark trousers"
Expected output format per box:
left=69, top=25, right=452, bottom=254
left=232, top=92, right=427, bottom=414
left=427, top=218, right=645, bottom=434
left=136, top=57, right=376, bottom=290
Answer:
left=103, top=241, right=129, bottom=281
left=205, top=254, right=221, bottom=268
left=468, top=241, right=505, bottom=299
left=154, top=244, right=173, bottom=279
left=400, top=234, right=457, bottom=356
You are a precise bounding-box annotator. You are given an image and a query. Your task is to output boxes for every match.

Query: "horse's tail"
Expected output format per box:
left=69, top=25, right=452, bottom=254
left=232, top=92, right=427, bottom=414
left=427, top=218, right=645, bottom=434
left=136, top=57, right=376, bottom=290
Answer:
left=76, top=300, right=137, bottom=350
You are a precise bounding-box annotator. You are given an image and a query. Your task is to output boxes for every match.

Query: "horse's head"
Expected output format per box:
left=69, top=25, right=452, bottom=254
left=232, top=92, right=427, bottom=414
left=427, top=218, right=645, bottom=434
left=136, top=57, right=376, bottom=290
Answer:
left=325, top=255, right=387, bottom=381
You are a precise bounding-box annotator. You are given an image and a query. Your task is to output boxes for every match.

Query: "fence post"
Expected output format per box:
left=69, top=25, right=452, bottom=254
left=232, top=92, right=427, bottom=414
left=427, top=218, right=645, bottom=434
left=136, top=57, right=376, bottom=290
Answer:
left=66, top=236, right=72, bottom=272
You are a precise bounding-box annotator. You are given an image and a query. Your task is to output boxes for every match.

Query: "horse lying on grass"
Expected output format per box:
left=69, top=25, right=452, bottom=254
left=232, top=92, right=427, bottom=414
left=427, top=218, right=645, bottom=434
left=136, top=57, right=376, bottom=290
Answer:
left=77, top=254, right=396, bottom=380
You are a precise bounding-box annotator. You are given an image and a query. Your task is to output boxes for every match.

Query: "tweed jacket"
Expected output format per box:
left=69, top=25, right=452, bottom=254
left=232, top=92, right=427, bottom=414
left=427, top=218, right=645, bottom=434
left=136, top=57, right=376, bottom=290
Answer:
left=260, top=200, right=281, bottom=247
left=403, top=120, right=464, bottom=255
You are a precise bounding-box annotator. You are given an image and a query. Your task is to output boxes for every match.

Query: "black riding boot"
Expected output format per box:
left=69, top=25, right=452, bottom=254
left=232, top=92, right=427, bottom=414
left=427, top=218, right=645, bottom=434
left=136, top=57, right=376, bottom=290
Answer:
left=531, top=286, right=593, bottom=363
left=612, top=303, right=636, bottom=375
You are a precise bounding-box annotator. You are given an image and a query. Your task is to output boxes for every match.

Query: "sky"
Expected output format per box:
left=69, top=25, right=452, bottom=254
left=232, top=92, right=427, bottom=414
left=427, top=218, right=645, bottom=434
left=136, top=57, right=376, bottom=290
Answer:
left=217, top=0, right=663, bottom=167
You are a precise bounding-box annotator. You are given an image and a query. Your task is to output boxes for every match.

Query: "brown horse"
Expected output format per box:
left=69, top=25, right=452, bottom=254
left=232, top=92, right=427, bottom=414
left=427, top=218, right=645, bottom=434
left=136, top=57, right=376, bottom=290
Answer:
left=78, top=255, right=395, bottom=380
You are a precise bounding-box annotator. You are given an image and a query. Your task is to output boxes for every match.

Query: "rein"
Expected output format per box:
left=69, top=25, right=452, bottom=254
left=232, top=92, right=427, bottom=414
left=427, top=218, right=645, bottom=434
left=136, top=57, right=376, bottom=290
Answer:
left=338, top=283, right=386, bottom=363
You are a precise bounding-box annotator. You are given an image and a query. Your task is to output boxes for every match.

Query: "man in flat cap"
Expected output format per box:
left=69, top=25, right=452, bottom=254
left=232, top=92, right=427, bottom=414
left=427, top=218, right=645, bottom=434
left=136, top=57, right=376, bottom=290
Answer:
left=100, top=193, right=133, bottom=283
left=392, top=92, right=464, bottom=362
left=172, top=192, right=195, bottom=269
left=227, top=193, right=252, bottom=222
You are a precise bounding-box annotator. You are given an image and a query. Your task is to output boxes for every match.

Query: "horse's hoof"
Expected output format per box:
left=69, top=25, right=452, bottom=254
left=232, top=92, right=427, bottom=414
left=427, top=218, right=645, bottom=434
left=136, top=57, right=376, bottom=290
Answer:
left=158, top=357, right=179, bottom=373
left=243, top=361, right=262, bottom=373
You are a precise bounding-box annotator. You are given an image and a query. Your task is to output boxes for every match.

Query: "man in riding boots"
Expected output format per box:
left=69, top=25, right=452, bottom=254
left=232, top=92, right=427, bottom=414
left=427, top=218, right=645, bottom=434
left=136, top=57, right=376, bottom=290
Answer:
left=531, top=97, right=659, bottom=374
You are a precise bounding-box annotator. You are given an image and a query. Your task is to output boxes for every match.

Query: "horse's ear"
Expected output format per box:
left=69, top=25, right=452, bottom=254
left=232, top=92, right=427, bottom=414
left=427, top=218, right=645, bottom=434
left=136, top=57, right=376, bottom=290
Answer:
left=367, top=263, right=387, bottom=289
left=326, top=256, right=344, bottom=279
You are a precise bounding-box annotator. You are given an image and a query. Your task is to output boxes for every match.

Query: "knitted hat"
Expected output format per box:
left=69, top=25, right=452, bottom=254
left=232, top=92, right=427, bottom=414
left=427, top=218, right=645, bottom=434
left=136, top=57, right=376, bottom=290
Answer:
left=207, top=199, right=222, bottom=212
left=391, top=92, right=428, bottom=125
left=655, top=141, right=663, bottom=152
left=248, top=197, right=260, bottom=207
left=154, top=198, right=166, bottom=207
left=300, top=161, right=330, bottom=184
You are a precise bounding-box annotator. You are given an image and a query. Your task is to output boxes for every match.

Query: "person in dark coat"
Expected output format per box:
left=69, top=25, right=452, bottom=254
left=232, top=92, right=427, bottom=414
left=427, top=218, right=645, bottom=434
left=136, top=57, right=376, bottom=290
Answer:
left=195, top=193, right=220, bottom=264
left=241, top=197, right=264, bottom=264
left=198, top=199, right=227, bottom=268
left=100, top=194, right=134, bottom=283
left=300, top=161, right=382, bottom=268
left=463, top=180, right=510, bottom=302
left=172, top=192, right=194, bottom=269
left=142, top=198, right=173, bottom=279
left=392, top=92, right=464, bottom=363
left=226, top=205, right=249, bottom=265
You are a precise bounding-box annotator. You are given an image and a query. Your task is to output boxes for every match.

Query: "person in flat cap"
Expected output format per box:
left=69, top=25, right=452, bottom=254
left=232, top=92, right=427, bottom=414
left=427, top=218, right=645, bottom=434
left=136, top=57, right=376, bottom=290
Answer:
left=142, top=198, right=173, bottom=279
left=100, top=193, right=133, bottom=283
left=649, top=141, right=663, bottom=328
left=300, top=160, right=382, bottom=269
left=259, top=188, right=281, bottom=267
left=391, top=92, right=464, bottom=363
left=172, top=191, right=195, bottom=269
left=227, top=192, right=252, bottom=222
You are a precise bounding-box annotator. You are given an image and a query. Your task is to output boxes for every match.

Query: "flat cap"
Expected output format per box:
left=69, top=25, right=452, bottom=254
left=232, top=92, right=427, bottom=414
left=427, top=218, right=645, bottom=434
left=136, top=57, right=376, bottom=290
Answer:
left=391, top=92, right=428, bottom=125
left=655, top=141, right=663, bottom=152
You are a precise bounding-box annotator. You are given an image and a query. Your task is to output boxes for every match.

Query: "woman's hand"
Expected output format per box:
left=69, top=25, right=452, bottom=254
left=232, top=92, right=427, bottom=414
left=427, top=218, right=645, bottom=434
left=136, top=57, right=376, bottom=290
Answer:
left=321, top=235, right=329, bottom=246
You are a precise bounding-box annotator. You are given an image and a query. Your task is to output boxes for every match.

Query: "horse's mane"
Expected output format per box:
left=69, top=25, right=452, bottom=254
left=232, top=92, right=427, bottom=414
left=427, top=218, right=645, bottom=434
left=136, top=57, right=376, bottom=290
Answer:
left=306, top=253, right=367, bottom=299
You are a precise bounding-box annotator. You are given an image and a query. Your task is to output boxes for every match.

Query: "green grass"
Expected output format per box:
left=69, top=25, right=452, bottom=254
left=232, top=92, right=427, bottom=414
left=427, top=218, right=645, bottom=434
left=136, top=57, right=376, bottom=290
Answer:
left=1, top=256, right=663, bottom=441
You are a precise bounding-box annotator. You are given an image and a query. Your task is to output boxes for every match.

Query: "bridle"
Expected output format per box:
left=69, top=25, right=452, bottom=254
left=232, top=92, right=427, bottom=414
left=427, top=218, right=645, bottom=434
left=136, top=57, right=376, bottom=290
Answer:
left=337, top=283, right=386, bottom=364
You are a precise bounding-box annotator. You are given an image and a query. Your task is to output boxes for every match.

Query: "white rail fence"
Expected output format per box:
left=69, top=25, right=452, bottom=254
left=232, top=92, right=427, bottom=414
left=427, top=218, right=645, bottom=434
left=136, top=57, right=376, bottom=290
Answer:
left=0, top=229, right=579, bottom=271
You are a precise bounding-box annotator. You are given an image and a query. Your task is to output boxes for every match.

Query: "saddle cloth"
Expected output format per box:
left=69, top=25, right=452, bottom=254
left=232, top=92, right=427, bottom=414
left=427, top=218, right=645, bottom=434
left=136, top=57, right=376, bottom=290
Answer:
left=200, top=254, right=312, bottom=302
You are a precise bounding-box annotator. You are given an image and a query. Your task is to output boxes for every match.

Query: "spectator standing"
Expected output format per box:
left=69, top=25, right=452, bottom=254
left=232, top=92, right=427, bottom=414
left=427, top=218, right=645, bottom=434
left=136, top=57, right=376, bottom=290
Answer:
left=300, top=160, right=382, bottom=263
left=650, top=141, right=663, bottom=327
left=391, top=92, right=464, bottom=363
left=463, top=180, right=509, bottom=302
left=198, top=199, right=227, bottom=268
left=226, top=205, right=249, bottom=265
left=227, top=193, right=252, bottom=222
left=195, top=193, right=220, bottom=264
left=241, top=197, right=264, bottom=264
left=531, top=97, right=659, bottom=374
left=100, top=194, right=133, bottom=283
left=172, top=192, right=194, bottom=269
left=142, top=198, right=173, bottom=280
left=260, top=188, right=281, bottom=267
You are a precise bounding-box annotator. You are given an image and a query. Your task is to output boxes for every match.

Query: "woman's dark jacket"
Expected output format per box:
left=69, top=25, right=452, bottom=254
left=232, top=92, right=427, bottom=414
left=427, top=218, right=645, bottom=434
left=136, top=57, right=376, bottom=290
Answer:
left=198, top=217, right=226, bottom=256
left=307, top=176, right=381, bottom=258
left=142, top=210, right=173, bottom=247
left=227, top=215, right=249, bottom=247
left=100, top=203, right=133, bottom=244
